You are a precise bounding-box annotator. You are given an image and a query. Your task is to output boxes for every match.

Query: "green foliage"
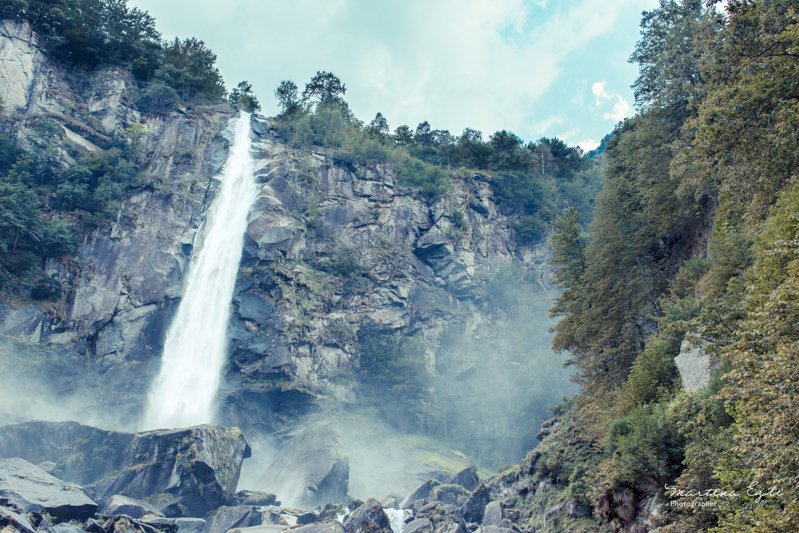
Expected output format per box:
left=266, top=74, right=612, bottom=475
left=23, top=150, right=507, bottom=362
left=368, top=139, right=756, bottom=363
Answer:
left=394, top=157, right=450, bottom=198
left=135, top=82, right=179, bottom=114
left=228, top=80, right=260, bottom=113
left=514, top=214, right=546, bottom=245
left=321, top=245, right=370, bottom=296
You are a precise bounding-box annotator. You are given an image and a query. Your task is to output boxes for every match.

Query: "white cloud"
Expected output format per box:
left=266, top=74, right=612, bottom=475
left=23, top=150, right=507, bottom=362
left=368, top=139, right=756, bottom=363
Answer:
left=605, top=96, right=632, bottom=122
left=592, top=81, right=612, bottom=104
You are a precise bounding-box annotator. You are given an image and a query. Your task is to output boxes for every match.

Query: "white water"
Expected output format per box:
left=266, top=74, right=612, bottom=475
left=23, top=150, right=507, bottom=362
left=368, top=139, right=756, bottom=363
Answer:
left=142, top=112, right=257, bottom=430
left=384, top=508, right=409, bottom=533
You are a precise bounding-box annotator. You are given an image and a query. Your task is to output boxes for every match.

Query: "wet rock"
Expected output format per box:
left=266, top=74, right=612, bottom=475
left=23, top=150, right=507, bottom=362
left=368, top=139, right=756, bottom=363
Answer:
left=447, top=468, right=478, bottom=492
left=342, top=499, right=391, bottom=533
left=0, top=458, right=97, bottom=521
left=91, top=425, right=251, bottom=517
left=255, top=424, right=348, bottom=509
left=204, top=505, right=264, bottom=533
left=100, top=494, right=164, bottom=519
left=459, top=485, right=490, bottom=524
left=292, top=522, right=346, bottom=533
left=231, top=491, right=278, bottom=507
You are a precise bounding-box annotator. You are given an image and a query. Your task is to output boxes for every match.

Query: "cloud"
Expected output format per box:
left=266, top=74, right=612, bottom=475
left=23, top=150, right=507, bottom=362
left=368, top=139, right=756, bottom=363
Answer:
left=592, top=80, right=632, bottom=122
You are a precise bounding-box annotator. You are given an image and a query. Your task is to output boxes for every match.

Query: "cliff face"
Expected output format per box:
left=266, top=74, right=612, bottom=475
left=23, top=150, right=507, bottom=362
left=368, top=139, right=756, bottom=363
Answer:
left=0, top=21, right=554, bottom=436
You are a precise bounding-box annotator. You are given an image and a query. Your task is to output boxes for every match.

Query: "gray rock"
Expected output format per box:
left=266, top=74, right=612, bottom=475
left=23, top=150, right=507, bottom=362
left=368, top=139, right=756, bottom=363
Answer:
left=255, top=424, right=348, bottom=509
left=447, top=468, right=478, bottom=492
left=50, top=524, right=84, bottom=533
left=296, top=512, right=318, bottom=526
left=291, top=522, right=346, bottom=533
left=0, top=505, right=35, bottom=533
left=459, top=485, right=490, bottom=524
left=342, top=499, right=391, bottom=533
left=231, top=491, right=278, bottom=507
left=543, top=503, right=563, bottom=521
left=675, top=335, right=717, bottom=392
left=404, top=519, right=433, bottom=533
left=141, top=518, right=206, bottom=533
left=400, top=480, right=441, bottom=509
left=564, top=500, right=590, bottom=518
left=434, top=523, right=464, bottom=533
left=101, top=494, right=164, bottom=519
left=204, top=505, right=264, bottom=533
left=481, top=502, right=502, bottom=527
left=0, top=458, right=97, bottom=521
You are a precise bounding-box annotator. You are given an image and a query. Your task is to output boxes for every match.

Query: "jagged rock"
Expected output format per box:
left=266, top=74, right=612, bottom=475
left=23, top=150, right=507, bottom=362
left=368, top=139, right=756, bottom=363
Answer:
left=415, top=502, right=465, bottom=532
left=140, top=518, right=205, bottom=533
left=381, top=496, right=399, bottom=510
left=0, top=458, right=98, bottom=521
left=447, top=468, right=478, bottom=492
left=405, top=519, right=434, bottom=533
left=204, top=505, right=264, bottom=533
left=400, top=480, right=441, bottom=509
left=296, top=512, right=318, bottom=526
left=101, top=495, right=164, bottom=519
left=429, top=485, right=470, bottom=507
left=50, top=524, right=84, bottom=533
left=83, top=518, right=106, bottom=533
left=342, top=499, right=391, bottom=533
left=459, top=485, right=490, bottom=524
left=0, top=505, right=35, bottom=533
left=434, top=523, right=464, bottom=533
left=481, top=502, right=502, bottom=527
left=255, top=424, right=348, bottom=509
left=91, top=425, right=251, bottom=517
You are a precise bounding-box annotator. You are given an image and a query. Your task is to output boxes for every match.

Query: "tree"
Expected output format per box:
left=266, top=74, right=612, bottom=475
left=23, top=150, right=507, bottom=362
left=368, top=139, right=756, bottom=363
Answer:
left=274, top=79, right=301, bottom=116
left=392, top=125, right=414, bottom=146
left=368, top=112, right=389, bottom=136
left=301, top=71, right=346, bottom=108
left=228, top=80, right=260, bottom=113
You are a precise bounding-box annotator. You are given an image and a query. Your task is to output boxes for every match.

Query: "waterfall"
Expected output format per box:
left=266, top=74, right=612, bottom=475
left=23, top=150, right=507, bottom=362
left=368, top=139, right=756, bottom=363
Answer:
left=142, top=112, right=257, bottom=430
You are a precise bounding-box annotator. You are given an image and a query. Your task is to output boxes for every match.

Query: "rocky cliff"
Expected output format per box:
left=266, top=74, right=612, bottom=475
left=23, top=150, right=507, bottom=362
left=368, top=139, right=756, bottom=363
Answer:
left=0, top=20, right=559, bottom=448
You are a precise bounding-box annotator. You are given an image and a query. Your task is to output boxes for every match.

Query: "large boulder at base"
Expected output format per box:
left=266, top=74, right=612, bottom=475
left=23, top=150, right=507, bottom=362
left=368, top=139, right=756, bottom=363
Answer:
left=415, top=502, right=465, bottom=532
left=481, top=502, right=502, bottom=527
left=204, top=505, right=265, bottom=533
left=100, top=494, right=164, bottom=519
left=1, top=505, right=35, bottom=533
left=404, top=519, right=433, bottom=533
left=400, top=480, right=441, bottom=509
left=92, top=425, right=251, bottom=517
left=459, top=485, right=490, bottom=524
left=0, top=458, right=98, bottom=521
left=0, top=421, right=134, bottom=485
left=255, top=424, right=348, bottom=509
left=231, top=490, right=278, bottom=507
left=342, top=499, right=391, bottom=533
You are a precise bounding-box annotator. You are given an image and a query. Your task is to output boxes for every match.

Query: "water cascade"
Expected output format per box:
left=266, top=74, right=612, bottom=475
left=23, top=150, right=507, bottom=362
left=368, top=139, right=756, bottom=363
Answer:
left=142, top=112, right=257, bottom=430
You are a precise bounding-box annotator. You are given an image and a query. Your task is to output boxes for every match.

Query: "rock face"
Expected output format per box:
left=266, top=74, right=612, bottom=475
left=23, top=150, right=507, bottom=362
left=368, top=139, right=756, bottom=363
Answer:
left=256, top=424, right=348, bottom=509
left=0, top=458, right=98, bottom=521
left=100, top=495, right=163, bottom=519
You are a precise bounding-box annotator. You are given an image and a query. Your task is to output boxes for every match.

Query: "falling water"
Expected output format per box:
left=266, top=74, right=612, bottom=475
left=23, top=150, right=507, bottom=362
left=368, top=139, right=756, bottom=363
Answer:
left=142, top=112, right=256, bottom=430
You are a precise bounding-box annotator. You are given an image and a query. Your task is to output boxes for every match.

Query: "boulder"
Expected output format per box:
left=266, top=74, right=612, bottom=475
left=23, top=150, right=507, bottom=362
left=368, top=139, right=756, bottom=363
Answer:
left=100, top=495, right=163, bottom=519
left=564, top=500, right=590, bottom=518
left=404, top=519, right=434, bottom=533
left=50, top=524, right=84, bottom=533
left=342, top=499, right=391, bottom=533
left=231, top=491, right=278, bottom=507
left=480, top=502, right=502, bottom=527
left=255, top=424, right=348, bottom=509
left=675, top=335, right=717, bottom=392
left=447, top=468, right=478, bottom=492
left=400, top=480, right=441, bottom=509
left=415, top=503, right=465, bottom=532
left=0, top=505, right=35, bottom=533
left=459, top=485, right=490, bottom=524
left=0, top=458, right=98, bottom=521
left=92, top=425, right=251, bottom=517
left=204, top=505, right=265, bottom=533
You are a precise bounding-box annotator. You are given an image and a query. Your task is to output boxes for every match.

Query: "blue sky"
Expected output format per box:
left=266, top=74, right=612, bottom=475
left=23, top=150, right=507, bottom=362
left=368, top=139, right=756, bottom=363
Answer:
left=127, top=0, right=659, bottom=151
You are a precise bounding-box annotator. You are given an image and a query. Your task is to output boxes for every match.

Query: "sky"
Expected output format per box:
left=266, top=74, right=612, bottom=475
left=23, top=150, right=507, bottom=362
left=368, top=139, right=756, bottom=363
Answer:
left=127, top=0, right=660, bottom=151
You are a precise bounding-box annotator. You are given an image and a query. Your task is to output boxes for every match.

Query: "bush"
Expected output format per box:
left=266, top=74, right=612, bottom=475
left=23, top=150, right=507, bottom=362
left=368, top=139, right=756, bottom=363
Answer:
left=514, top=215, right=546, bottom=245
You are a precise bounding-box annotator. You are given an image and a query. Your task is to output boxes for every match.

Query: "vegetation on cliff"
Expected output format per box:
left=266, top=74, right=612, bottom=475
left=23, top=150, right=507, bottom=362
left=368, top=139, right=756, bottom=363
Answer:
left=546, top=1, right=799, bottom=531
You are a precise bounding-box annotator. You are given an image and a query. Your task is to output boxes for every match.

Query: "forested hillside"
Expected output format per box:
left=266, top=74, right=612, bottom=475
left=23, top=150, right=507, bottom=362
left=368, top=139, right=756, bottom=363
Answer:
left=543, top=1, right=799, bottom=531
